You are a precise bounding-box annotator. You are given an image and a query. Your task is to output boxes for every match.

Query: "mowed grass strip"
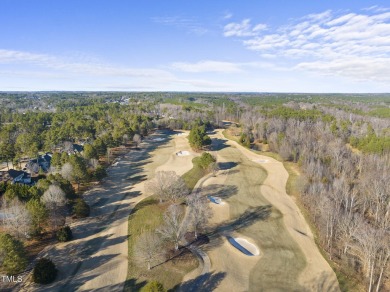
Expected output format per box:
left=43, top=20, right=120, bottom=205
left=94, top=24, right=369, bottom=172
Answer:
left=125, top=196, right=198, bottom=292
left=223, top=125, right=359, bottom=291
left=182, top=157, right=208, bottom=191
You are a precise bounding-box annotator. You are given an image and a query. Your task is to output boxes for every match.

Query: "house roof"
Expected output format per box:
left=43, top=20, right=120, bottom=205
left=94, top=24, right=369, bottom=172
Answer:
left=8, top=169, right=30, bottom=179
left=73, top=144, right=84, bottom=153
left=28, top=153, right=52, bottom=165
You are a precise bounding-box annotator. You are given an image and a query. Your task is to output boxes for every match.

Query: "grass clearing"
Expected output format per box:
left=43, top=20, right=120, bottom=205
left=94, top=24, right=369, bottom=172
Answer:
left=181, top=157, right=208, bottom=191
left=214, top=143, right=307, bottom=291
left=125, top=196, right=198, bottom=291
left=222, top=128, right=240, bottom=143
left=255, top=151, right=361, bottom=291
left=222, top=124, right=359, bottom=291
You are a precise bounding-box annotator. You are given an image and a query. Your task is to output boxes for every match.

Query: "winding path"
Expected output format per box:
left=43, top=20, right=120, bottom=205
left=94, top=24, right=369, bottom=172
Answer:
left=216, top=129, right=340, bottom=291
left=19, top=130, right=196, bottom=292
left=180, top=129, right=339, bottom=291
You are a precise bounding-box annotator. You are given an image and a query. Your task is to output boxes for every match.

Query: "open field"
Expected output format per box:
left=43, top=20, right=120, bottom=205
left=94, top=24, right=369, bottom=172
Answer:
left=180, top=130, right=340, bottom=291
left=209, top=132, right=308, bottom=291
left=222, top=123, right=361, bottom=291
left=182, top=157, right=208, bottom=191
left=218, top=130, right=340, bottom=291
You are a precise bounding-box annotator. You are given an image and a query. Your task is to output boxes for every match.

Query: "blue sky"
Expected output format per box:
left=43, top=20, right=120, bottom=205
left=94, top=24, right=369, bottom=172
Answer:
left=1, top=1, right=390, bottom=92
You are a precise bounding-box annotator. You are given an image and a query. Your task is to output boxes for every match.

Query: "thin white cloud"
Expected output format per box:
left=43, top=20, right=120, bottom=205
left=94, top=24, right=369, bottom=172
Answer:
left=224, top=9, right=390, bottom=84
left=305, top=10, right=332, bottom=22
left=171, top=60, right=242, bottom=73
left=175, top=78, right=234, bottom=89
left=0, top=49, right=242, bottom=91
left=362, top=5, right=390, bottom=12
left=171, top=60, right=289, bottom=73
left=0, top=49, right=174, bottom=79
left=223, top=11, right=233, bottom=20
left=151, top=16, right=208, bottom=35
left=224, top=19, right=267, bottom=37
left=296, top=57, right=390, bottom=82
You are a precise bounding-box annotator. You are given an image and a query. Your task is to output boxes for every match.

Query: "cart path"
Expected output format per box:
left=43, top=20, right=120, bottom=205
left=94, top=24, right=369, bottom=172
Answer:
left=216, top=130, right=340, bottom=291
left=19, top=130, right=196, bottom=292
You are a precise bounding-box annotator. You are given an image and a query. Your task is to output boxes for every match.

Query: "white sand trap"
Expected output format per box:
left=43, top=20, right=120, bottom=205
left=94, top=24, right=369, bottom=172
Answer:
left=176, top=150, right=190, bottom=156
left=252, top=159, right=268, bottom=163
left=208, top=196, right=225, bottom=205
left=152, top=138, right=165, bottom=141
left=228, top=237, right=260, bottom=256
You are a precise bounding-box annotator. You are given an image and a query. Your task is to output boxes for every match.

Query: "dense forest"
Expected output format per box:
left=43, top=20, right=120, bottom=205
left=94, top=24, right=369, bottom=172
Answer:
left=0, top=92, right=389, bottom=291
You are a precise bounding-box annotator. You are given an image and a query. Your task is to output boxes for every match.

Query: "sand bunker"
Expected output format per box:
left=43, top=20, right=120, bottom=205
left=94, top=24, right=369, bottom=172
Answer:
left=252, top=159, right=268, bottom=163
left=228, top=236, right=260, bottom=256
left=176, top=150, right=190, bottom=156
left=152, top=138, right=165, bottom=141
left=208, top=195, right=225, bottom=205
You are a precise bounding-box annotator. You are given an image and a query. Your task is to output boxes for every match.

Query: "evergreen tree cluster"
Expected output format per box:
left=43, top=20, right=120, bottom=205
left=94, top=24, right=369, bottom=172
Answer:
left=188, top=124, right=211, bottom=150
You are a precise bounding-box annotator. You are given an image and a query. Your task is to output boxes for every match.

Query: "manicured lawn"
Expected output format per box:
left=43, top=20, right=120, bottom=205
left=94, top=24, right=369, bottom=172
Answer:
left=125, top=196, right=198, bottom=292
left=181, top=157, right=207, bottom=191
left=222, top=125, right=361, bottom=291
left=222, top=129, right=240, bottom=143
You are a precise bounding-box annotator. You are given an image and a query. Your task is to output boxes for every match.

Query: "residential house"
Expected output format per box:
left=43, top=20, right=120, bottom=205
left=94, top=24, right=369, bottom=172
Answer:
left=72, top=144, right=84, bottom=154
left=25, top=153, right=52, bottom=174
left=7, top=169, right=32, bottom=185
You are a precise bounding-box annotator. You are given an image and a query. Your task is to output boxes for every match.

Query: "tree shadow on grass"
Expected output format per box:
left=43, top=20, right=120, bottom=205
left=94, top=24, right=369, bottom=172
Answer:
left=171, top=271, right=226, bottom=292
left=127, top=174, right=148, bottom=183
left=151, top=246, right=194, bottom=269
left=218, top=161, right=238, bottom=170
left=122, top=278, right=148, bottom=292
left=211, top=138, right=230, bottom=151
left=199, top=184, right=238, bottom=200
left=202, top=205, right=272, bottom=251
left=214, top=205, right=272, bottom=234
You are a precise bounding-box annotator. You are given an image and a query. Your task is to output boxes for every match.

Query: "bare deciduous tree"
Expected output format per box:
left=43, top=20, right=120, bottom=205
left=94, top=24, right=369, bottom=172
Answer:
left=145, top=171, right=189, bottom=203
left=337, top=213, right=361, bottom=255
left=133, top=134, right=142, bottom=148
left=88, top=158, right=99, bottom=170
left=157, top=205, right=186, bottom=250
left=61, top=162, right=74, bottom=181
left=375, top=231, right=390, bottom=292
left=187, top=194, right=212, bottom=239
left=63, top=141, right=74, bottom=153
left=351, top=225, right=382, bottom=292
left=134, top=231, right=163, bottom=270
left=41, top=185, right=66, bottom=231
left=279, top=139, right=292, bottom=161
left=0, top=198, right=32, bottom=238
left=122, top=134, right=129, bottom=145
left=208, top=162, right=220, bottom=177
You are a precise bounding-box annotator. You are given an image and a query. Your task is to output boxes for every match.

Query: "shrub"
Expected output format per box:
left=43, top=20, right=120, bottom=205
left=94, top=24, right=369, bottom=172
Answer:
left=239, top=133, right=251, bottom=148
left=140, top=281, right=167, bottom=292
left=32, top=258, right=57, bottom=284
left=56, top=226, right=73, bottom=242
left=198, top=152, right=216, bottom=169
left=73, top=198, right=90, bottom=218
left=94, top=165, right=107, bottom=180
